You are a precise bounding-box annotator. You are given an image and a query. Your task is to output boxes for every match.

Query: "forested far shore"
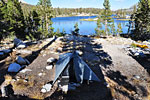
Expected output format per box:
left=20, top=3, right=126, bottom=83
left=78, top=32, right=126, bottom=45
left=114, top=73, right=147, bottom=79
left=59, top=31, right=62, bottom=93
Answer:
left=21, top=3, right=135, bottom=18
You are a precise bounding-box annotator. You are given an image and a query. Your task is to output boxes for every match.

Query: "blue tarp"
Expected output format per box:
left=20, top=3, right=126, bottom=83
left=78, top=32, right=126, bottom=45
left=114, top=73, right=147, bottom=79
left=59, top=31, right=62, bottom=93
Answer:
left=53, top=52, right=101, bottom=85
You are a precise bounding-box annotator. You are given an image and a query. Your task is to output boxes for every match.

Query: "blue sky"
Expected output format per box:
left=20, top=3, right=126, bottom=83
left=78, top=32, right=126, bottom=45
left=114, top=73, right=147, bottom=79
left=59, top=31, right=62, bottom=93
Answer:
left=23, top=0, right=139, bottom=10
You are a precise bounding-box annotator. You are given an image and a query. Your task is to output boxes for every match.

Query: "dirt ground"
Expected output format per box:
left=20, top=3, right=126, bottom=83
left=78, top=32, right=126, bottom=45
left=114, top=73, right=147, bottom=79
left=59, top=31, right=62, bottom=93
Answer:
left=0, top=36, right=150, bottom=100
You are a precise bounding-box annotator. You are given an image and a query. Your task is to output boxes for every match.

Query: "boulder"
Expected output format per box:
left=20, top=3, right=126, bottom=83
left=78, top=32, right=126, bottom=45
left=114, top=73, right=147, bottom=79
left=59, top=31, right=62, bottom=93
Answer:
left=8, top=63, right=22, bottom=72
left=16, top=50, right=32, bottom=55
left=61, top=85, right=68, bottom=93
left=17, top=43, right=26, bottom=49
left=41, top=83, right=52, bottom=93
left=2, top=49, right=11, bottom=54
left=76, top=50, right=83, bottom=56
left=57, top=47, right=63, bottom=53
left=20, top=69, right=32, bottom=73
left=38, top=73, right=43, bottom=76
left=14, top=38, right=22, bottom=46
left=14, top=38, right=27, bottom=49
left=46, top=65, right=53, bottom=70
left=16, top=56, right=27, bottom=65
left=47, top=57, right=56, bottom=64
left=0, top=52, right=4, bottom=56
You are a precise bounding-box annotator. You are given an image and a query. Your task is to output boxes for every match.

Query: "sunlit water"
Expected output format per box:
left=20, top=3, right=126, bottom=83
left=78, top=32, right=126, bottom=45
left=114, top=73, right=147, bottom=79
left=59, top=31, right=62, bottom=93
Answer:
left=52, top=16, right=129, bottom=35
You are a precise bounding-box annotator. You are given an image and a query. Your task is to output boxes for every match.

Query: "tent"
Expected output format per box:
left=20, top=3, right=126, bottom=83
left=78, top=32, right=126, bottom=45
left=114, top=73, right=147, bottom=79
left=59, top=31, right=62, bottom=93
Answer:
left=53, top=51, right=101, bottom=85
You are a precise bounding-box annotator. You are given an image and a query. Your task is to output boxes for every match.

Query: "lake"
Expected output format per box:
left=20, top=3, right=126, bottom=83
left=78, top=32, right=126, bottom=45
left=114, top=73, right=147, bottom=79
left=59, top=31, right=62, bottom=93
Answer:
left=52, top=16, right=129, bottom=35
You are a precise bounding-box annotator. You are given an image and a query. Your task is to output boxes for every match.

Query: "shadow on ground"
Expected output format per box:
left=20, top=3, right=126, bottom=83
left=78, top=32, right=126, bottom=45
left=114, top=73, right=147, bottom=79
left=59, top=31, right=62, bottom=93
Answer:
left=24, top=37, right=57, bottom=64
left=46, top=36, right=113, bottom=100
left=131, top=54, right=150, bottom=75
left=106, top=70, right=149, bottom=100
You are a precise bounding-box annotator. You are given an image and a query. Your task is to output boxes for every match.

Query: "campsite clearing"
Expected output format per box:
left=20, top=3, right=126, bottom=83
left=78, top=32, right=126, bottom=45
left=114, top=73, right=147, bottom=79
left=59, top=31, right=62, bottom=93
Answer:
left=0, top=35, right=150, bottom=100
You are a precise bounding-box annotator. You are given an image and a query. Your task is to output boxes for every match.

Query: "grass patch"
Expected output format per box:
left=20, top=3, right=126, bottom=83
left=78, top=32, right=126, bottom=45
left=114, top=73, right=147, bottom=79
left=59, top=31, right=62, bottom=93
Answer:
left=12, top=76, right=35, bottom=91
left=12, top=79, right=34, bottom=91
left=80, top=18, right=97, bottom=21
left=29, top=91, right=45, bottom=100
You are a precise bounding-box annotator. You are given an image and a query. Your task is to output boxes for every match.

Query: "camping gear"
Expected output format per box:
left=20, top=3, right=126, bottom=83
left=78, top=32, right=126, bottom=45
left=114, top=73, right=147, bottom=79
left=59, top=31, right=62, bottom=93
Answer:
left=53, top=51, right=101, bottom=86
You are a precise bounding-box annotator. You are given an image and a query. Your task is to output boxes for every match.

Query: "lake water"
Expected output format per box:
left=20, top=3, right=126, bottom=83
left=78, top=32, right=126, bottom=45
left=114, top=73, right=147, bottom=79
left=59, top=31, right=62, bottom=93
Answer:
left=52, top=16, right=129, bottom=35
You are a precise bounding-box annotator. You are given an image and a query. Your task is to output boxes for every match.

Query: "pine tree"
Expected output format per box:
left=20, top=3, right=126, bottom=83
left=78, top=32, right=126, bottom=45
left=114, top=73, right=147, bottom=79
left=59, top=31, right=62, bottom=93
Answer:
left=102, top=0, right=112, bottom=36
left=117, top=23, right=123, bottom=36
left=133, top=0, right=150, bottom=40
left=95, top=17, right=102, bottom=36
left=110, top=19, right=116, bottom=36
left=37, top=0, right=53, bottom=38
left=62, top=28, right=66, bottom=34
left=0, top=1, right=5, bottom=41
left=25, top=9, right=41, bottom=40
left=1, top=0, right=26, bottom=39
left=72, top=23, right=79, bottom=36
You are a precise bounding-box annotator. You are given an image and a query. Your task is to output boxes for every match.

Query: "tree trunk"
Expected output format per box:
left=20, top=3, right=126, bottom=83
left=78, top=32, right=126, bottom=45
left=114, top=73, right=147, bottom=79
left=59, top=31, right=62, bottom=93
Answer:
left=105, top=20, right=108, bottom=36
left=46, top=13, right=49, bottom=35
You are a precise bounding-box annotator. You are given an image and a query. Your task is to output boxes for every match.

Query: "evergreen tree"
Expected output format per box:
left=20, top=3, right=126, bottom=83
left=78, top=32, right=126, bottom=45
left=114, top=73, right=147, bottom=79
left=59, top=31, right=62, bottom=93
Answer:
left=1, top=0, right=26, bottom=39
left=25, top=10, right=40, bottom=40
left=95, top=17, right=102, bottom=36
left=62, top=28, right=66, bottom=34
left=133, top=0, right=150, bottom=40
left=102, top=0, right=112, bottom=36
left=56, top=28, right=60, bottom=34
left=0, top=1, right=8, bottom=41
left=110, top=19, right=116, bottom=36
left=37, top=0, right=53, bottom=38
left=117, top=23, right=123, bottom=36
left=72, top=23, right=79, bottom=36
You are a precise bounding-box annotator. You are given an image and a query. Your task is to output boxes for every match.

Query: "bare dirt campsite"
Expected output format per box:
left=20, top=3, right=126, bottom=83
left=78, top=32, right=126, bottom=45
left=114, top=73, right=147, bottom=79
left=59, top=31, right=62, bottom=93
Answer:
left=0, top=35, right=150, bottom=100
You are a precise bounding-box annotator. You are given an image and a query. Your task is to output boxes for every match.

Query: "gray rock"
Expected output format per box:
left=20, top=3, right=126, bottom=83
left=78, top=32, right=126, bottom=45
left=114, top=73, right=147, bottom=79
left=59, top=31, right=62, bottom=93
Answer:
left=14, top=38, right=22, bottom=46
left=38, top=73, right=43, bottom=76
left=8, top=63, right=22, bottom=72
left=16, top=50, right=32, bottom=55
left=134, top=75, right=140, bottom=79
left=20, top=69, right=32, bottom=73
left=47, top=57, right=56, bottom=64
left=41, top=88, right=47, bottom=93
left=17, top=43, right=26, bottom=49
left=46, top=65, right=53, bottom=70
left=0, top=52, right=4, bottom=56
left=16, top=56, right=27, bottom=65
left=134, top=52, right=140, bottom=56
left=61, top=85, right=68, bottom=93
left=14, top=38, right=27, bottom=49
left=57, top=47, right=62, bottom=52
left=76, top=50, right=83, bottom=56
left=41, top=83, right=52, bottom=93
left=2, top=49, right=11, bottom=54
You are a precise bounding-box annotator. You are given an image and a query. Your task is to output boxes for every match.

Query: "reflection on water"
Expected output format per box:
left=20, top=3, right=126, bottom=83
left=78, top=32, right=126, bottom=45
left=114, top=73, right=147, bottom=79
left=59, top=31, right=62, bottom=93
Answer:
left=52, top=16, right=129, bottom=35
